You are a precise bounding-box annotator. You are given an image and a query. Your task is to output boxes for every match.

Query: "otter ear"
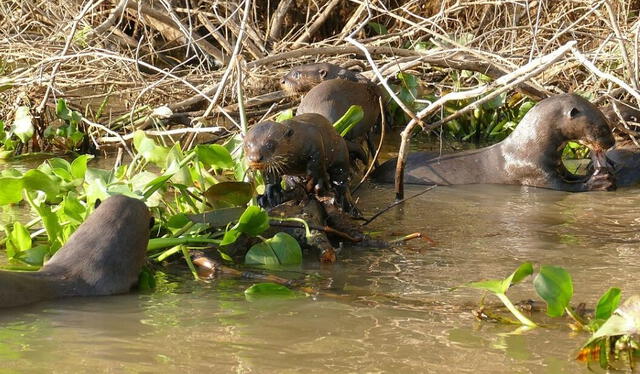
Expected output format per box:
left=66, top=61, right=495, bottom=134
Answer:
left=94, top=199, right=102, bottom=209
left=319, top=68, right=327, bottom=78
left=285, top=128, right=294, bottom=137
left=149, top=216, right=155, bottom=229
left=569, top=107, right=580, bottom=118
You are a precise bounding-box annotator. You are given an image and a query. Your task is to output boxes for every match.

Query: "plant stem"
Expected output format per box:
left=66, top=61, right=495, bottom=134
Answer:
left=565, top=306, right=587, bottom=330
left=269, top=217, right=311, bottom=240
left=496, top=292, right=538, bottom=327
left=180, top=245, right=199, bottom=280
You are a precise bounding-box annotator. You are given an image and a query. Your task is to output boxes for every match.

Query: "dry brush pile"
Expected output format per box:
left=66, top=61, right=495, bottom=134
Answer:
left=1, top=0, right=639, bottom=155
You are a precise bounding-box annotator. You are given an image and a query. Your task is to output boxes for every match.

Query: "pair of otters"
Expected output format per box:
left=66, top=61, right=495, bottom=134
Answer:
left=244, top=62, right=619, bottom=218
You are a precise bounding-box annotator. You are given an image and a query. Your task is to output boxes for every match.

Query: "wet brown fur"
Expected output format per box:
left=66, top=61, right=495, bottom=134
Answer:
left=0, top=195, right=151, bottom=308
left=373, top=94, right=616, bottom=192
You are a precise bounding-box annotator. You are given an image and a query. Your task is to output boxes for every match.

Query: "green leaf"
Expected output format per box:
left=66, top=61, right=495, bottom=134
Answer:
left=584, top=295, right=640, bottom=348
left=56, top=99, right=71, bottom=120
left=22, top=169, right=59, bottom=201
left=534, top=265, right=573, bottom=317
left=62, top=193, right=86, bottom=224
left=501, top=261, right=534, bottom=291
left=465, top=279, right=505, bottom=294
left=16, top=245, right=49, bottom=266
left=220, top=228, right=242, bottom=246
left=0, top=177, right=24, bottom=205
left=465, top=262, right=533, bottom=295
left=398, top=72, right=418, bottom=89
left=244, top=282, right=302, bottom=302
left=33, top=200, right=64, bottom=253
left=143, top=173, right=173, bottom=200
left=11, top=222, right=31, bottom=251
left=137, top=267, right=156, bottom=291
left=367, top=21, right=388, bottom=35
left=333, top=105, right=364, bottom=137
left=595, top=287, right=622, bottom=321
left=204, top=182, right=253, bottom=208
left=133, top=130, right=169, bottom=168
left=13, top=106, right=34, bottom=143
left=275, top=109, right=293, bottom=122
left=236, top=205, right=269, bottom=236
left=70, top=154, right=93, bottom=180
left=195, top=144, right=234, bottom=169
left=245, top=232, right=302, bottom=266
left=166, top=144, right=192, bottom=186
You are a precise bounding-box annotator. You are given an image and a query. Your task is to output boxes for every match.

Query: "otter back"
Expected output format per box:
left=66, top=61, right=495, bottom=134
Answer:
left=296, top=79, right=381, bottom=142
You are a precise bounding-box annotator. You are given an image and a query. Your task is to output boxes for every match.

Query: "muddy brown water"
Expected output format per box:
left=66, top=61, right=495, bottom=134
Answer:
left=1, top=158, right=639, bottom=372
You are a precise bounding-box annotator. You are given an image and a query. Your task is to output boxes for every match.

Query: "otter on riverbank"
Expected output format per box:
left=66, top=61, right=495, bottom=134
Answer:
left=243, top=113, right=360, bottom=216
left=0, top=195, right=151, bottom=309
left=296, top=79, right=381, bottom=143
left=373, top=94, right=616, bottom=192
left=281, top=62, right=369, bottom=95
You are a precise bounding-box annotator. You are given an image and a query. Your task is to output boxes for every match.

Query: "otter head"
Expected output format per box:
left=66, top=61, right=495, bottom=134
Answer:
left=244, top=121, right=296, bottom=174
left=553, top=94, right=616, bottom=152
left=281, top=63, right=333, bottom=95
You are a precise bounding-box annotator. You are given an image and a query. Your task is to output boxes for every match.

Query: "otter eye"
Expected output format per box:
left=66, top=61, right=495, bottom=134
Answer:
left=266, top=141, right=275, bottom=151
left=569, top=107, right=580, bottom=118
left=285, top=128, right=294, bottom=137
left=319, top=68, right=327, bottom=78
left=294, top=71, right=301, bottom=79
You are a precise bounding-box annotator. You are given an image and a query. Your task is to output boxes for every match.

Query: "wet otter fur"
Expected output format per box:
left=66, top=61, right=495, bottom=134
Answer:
left=296, top=79, right=381, bottom=143
left=244, top=113, right=360, bottom=216
left=373, top=94, right=616, bottom=192
left=599, top=100, right=640, bottom=187
left=0, top=195, right=150, bottom=309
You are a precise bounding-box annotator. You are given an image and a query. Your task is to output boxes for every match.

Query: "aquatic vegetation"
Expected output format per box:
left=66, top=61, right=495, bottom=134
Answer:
left=465, top=263, right=639, bottom=369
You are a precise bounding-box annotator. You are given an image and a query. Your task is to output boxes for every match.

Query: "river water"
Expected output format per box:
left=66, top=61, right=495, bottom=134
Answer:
left=1, top=162, right=639, bottom=372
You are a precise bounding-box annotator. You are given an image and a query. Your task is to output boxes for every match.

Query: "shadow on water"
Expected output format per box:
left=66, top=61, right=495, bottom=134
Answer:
left=1, top=174, right=640, bottom=371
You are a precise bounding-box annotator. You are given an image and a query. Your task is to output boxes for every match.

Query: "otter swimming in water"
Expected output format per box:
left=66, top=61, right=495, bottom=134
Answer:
left=0, top=195, right=151, bottom=309
left=373, top=94, right=616, bottom=192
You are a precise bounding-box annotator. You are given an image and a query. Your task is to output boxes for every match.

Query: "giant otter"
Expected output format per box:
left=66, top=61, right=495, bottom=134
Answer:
left=296, top=79, right=382, bottom=162
left=244, top=113, right=360, bottom=216
left=599, top=100, right=640, bottom=187
left=281, top=62, right=369, bottom=95
left=0, top=195, right=150, bottom=309
left=372, top=94, right=616, bottom=192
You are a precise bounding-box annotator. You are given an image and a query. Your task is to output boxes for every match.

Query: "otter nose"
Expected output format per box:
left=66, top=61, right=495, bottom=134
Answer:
left=248, top=154, right=263, bottom=163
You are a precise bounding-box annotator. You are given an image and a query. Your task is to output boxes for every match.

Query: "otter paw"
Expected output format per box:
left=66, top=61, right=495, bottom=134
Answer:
left=258, top=184, right=286, bottom=208
left=586, top=171, right=616, bottom=191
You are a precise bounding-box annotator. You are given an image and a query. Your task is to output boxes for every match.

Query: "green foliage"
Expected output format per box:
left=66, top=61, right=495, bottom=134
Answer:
left=195, top=144, right=234, bottom=170
left=533, top=265, right=573, bottom=317
left=244, top=282, right=302, bottom=301
left=464, top=262, right=537, bottom=327
left=275, top=109, right=293, bottom=122
left=465, top=263, right=638, bottom=369
left=366, top=22, right=388, bottom=35
left=204, top=181, right=253, bottom=209
left=220, top=205, right=269, bottom=246
left=580, top=295, right=640, bottom=369
left=45, top=99, right=85, bottom=149
left=333, top=105, right=364, bottom=137
left=245, top=232, right=302, bottom=266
